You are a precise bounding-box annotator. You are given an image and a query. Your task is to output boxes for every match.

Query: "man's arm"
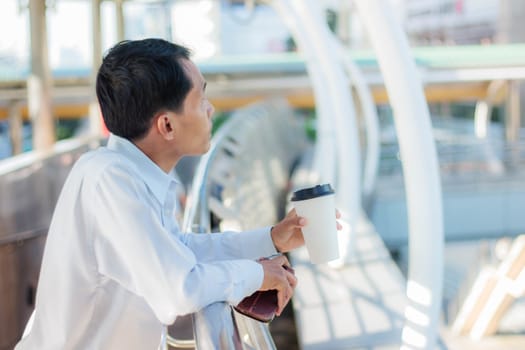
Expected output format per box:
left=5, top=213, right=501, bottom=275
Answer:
left=179, top=208, right=313, bottom=261
left=90, top=163, right=264, bottom=324
left=179, top=227, right=277, bottom=262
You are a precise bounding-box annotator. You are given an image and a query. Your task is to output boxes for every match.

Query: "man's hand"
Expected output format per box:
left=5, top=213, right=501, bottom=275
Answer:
left=258, top=255, right=297, bottom=316
left=270, top=209, right=306, bottom=253
left=271, top=208, right=342, bottom=253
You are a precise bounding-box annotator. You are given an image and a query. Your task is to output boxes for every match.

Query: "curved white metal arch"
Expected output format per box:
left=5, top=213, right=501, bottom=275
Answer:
left=334, top=40, right=381, bottom=202
left=268, top=0, right=444, bottom=347
left=354, top=1, right=444, bottom=349
left=271, top=0, right=362, bottom=263
left=270, top=1, right=336, bottom=186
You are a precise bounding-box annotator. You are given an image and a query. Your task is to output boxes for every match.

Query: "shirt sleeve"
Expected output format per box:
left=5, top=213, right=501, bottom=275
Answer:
left=89, top=162, right=263, bottom=325
left=179, top=227, right=277, bottom=263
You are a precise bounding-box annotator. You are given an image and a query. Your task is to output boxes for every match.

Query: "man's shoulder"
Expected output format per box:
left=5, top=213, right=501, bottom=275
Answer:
left=72, top=147, right=140, bottom=184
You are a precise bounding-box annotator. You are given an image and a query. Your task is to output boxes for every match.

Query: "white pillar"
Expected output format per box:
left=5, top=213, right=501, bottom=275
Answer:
left=115, top=0, right=125, bottom=42
left=354, top=0, right=444, bottom=349
left=8, top=101, right=24, bottom=155
left=506, top=80, right=521, bottom=143
left=499, top=0, right=525, bottom=151
left=28, top=0, right=55, bottom=151
left=90, top=0, right=103, bottom=136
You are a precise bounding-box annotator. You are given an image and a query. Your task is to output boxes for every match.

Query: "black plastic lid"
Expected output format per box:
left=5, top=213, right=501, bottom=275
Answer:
left=291, top=184, right=334, bottom=201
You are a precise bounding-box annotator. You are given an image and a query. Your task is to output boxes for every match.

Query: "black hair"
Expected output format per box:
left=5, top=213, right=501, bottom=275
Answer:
left=96, top=38, right=192, bottom=140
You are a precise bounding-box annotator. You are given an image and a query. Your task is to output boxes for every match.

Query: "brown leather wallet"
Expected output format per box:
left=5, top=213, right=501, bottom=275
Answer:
left=233, top=265, right=295, bottom=323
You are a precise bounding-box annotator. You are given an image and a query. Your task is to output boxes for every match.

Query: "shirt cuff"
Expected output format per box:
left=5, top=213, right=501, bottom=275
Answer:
left=227, top=259, right=264, bottom=305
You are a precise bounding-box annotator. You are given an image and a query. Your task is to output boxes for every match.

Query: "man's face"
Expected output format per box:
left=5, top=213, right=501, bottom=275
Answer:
left=169, top=59, right=215, bottom=157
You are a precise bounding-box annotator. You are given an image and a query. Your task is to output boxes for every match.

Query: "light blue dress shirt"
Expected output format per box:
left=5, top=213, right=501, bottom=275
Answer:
left=16, top=134, right=277, bottom=350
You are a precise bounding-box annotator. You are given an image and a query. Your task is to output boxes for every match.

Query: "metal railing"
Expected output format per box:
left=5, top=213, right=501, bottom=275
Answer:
left=378, top=124, right=525, bottom=183
left=0, top=136, right=102, bottom=350
left=165, top=98, right=307, bottom=349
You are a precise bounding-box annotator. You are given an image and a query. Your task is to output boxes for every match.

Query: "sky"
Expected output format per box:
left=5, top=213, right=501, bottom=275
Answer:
left=0, top=1, right=114, bottom=70
left=0, top=0, right=299, bottom=72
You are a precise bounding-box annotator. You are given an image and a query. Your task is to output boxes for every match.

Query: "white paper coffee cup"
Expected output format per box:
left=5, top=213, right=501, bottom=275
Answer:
left=291, top=184, right=339, bottom=264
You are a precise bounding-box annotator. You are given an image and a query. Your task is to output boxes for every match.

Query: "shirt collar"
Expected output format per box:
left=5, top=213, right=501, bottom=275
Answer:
left=106, top=134, right=178, bottom=205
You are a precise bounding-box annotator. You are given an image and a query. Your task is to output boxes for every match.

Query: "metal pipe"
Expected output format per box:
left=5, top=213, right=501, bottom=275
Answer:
left=354, top=1, right=444, bottom=349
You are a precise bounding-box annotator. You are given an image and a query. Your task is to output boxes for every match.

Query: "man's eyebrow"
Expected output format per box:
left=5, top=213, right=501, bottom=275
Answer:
left=203, top=81, right=207, bottom=91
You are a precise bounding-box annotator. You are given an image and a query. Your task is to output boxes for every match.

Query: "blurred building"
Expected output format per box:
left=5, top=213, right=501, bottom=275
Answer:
left=403, top=0, right=525, bottom=45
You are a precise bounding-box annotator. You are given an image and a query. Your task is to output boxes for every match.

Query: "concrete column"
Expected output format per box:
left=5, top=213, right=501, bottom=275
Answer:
left=505, top=80, right=523, bottom=168
left=28, top=0, right=55, bottom=151
left=498, top=0, right=525, bottom=43
left=499, top=0, right=525, bottom=145
left=90, top=0, right=103, bottom=136
left=8, top=101, right=24, bottom=155
left=335, top=2, right=352, bottom=46
left=506, top=80, right=521, bottom=143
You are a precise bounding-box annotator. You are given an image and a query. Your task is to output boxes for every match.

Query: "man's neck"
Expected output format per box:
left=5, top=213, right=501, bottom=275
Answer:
left=132, top=137, right=179, bottom=174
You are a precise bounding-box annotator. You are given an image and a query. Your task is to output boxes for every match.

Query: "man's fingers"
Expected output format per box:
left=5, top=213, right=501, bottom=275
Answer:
left=286, top=269, right=298, bottom=288
left=285, top=214, right=306, bottom=227
left=276, top=283, right=293, bottom=316
left=270, top=256, right=295, bottom=316
left=285, top=209, right=306, bottom=227
left=272, top=254, right=289, bottom=267
left=297, top=216, right=307, bottom=226
left=276, top=288, right=285, bottom=316
left=276, top=283, right=286, bottom=316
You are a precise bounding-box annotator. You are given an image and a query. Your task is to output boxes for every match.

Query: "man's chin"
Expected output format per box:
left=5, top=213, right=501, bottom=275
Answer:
left=198, top=143, right=211, bottom=155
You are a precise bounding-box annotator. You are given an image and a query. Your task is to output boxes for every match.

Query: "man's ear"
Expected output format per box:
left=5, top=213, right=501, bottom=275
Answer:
left=156, top=113, right=175, bottom=140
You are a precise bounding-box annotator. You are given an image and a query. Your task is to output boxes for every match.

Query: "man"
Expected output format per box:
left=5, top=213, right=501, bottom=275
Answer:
left=16, top=38, right=319, bottom=349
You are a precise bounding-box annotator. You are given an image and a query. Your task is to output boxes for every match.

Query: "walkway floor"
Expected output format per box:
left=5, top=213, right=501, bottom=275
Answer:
left=288, top=216, right=408, bottom=349
left=442, top=328, right=525, bottom=350
left=287, top=216, right=525, bottom=349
